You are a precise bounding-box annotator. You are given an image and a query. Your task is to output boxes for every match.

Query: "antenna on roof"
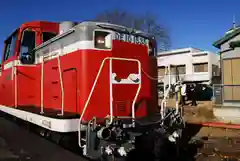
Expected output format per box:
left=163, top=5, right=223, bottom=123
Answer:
left=233, top=14, right=236, bottom=29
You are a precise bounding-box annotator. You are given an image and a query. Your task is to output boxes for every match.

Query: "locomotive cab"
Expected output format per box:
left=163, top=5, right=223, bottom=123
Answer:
left=0, top=21, right=58, bottom=107
left=1, top=22, right=58, bottom=69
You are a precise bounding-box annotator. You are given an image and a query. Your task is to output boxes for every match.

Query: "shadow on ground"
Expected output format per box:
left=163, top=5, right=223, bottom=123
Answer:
left=177, top=123, right=204, bottom=161
left=127, top=123, right=204, bottom=161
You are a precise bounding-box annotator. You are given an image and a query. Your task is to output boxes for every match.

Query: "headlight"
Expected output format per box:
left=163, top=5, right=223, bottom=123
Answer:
left=94, top=30, right=112, bottom=49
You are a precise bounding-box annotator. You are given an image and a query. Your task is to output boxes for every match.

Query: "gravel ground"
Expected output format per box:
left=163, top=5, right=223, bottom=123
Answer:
left=0, top=117, right=87, bottom=161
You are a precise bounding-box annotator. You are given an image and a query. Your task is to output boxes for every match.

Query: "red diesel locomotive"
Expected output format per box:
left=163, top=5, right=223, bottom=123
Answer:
left=0, top=21, right=184, bottom=160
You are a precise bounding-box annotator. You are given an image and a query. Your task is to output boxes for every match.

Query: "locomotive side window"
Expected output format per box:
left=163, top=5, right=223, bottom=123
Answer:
left=4, top=43, right=11, bottom=61
left=3, top=30, right=19, bottom=61
left=20, top=30, right=36, bottom=64
left=94, top=30, right=112, bottom=49
left=42, top=32, right=57, bottom=43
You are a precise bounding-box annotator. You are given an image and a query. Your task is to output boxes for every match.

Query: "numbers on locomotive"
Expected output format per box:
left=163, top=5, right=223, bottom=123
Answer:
left=114, top=32, right=149, bottom=46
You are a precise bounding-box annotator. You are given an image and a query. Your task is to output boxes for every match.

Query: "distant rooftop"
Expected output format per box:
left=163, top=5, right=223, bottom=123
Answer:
left=157, top=47, right=218, bottom=57
left=213, top=22, right=240, bottom=49
left=157, top=47, right=202, bottom=56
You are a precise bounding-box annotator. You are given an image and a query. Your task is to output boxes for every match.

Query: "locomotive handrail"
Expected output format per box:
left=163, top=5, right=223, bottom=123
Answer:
left=40, top=56, right=44, bottom=114
left=78, top=57, right=141, bottom=147
left=160, top=64, right=171, bottom=121
left=14, top=61, right=18, bottom=108
left=40, top=55, right=49, bottom=114
left=57, top=55, right=64, bottom=116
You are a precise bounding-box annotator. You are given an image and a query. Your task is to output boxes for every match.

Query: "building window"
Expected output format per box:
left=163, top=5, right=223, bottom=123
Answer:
left=170, top=65, right=186, bottom=74
left=158, top=66, right=165, bottom=76
left=158, top=65, right=186, bottom=75
left=193, top=63, right=208, bottom=72
left=212, top=64, right=220, bottom=76
left=176, top=65, right=186, bottom=74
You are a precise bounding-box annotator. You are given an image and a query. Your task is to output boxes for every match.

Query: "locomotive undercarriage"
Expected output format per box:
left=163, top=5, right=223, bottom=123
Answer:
left=82, top=108, right=185, bottom=161
left=0, top=105, right=185, bottom=161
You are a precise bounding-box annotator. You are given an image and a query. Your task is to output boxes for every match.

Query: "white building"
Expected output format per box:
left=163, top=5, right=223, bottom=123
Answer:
left=157, top=47, right=220, bottom=85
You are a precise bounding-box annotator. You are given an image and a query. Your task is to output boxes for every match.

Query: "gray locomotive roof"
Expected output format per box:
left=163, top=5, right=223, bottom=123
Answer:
left=34, top=21, right=154, bottom=51
left=77, top=21, right=151, bottom=35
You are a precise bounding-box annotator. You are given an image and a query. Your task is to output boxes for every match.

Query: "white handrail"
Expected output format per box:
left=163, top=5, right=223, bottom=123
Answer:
left=14, top=61, right=17, bottom=108
left=109, top=59, right=113, bottom=125
left=78, top=57, right=141, bottom=147
left=57, top=55, right=64, bottom=116
left=40, top=57, right=44, bottom=114
left=131, top=59, right=142, bottom=127
left=160, top=64, right=171, bottom=120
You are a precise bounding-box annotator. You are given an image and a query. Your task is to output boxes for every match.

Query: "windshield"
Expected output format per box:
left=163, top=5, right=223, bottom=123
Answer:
left=3, top=29, right=19, bottom=61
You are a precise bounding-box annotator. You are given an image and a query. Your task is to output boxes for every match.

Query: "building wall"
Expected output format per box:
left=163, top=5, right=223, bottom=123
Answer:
left=221, top=34, right=240, bottom=59
left=219, top=34, right=240, bottom=105
left=157, top=49, right=220, bottom=84
left=222, top=58, right=240, bottom=101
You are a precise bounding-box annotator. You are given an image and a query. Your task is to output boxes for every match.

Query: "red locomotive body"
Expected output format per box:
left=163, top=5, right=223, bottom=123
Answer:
left=0, top=21, right=184, bottom=160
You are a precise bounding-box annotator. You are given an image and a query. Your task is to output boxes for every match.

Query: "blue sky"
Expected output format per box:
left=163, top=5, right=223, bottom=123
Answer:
left=0, top=0, right=238, bottom=54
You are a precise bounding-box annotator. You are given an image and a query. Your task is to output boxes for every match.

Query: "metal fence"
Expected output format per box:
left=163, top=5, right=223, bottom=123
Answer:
left=212, top=84, right=223, bottom=105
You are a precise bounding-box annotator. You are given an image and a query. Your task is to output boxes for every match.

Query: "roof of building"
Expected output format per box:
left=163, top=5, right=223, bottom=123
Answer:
left=157, top=47, right=202, bottom=56
left=157, top=47, right=219, bottom=58
left=213, top=26, right=240, bottom=49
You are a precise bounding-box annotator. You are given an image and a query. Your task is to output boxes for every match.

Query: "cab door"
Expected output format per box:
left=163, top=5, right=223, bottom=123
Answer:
left=17, top=28, right=37, bottom=107
left=0, top=29, right=19, bottom=107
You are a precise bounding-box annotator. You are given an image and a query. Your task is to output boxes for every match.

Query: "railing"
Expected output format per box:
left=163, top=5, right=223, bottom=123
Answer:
left=40, top=56, right=45, bottom=114
left=160, top=64, right=171, bottom=120
left=13, top=61, right=18, bottom=108
left=212, top=84, right=223, bottom=105
left=78, top=57, right=141, bottom=148
left=57, top=55, right=64, bottom=116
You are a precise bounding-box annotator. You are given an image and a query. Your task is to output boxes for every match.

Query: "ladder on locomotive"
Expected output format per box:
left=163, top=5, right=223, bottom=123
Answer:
left=40, top=54, right=64, bottom=115
left=78, top=57, right=142, bottom=148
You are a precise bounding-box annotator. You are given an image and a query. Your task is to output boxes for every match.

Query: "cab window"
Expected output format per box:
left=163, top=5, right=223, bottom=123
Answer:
left=3, top=30, right=19, bottom=61
left=19, top=30, right=36, bottom=64
left=20, top=30, right=36, bottom=56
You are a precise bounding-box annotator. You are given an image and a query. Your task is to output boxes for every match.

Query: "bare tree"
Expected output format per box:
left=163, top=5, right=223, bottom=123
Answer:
left=95, top=9, right=171, bottom=52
